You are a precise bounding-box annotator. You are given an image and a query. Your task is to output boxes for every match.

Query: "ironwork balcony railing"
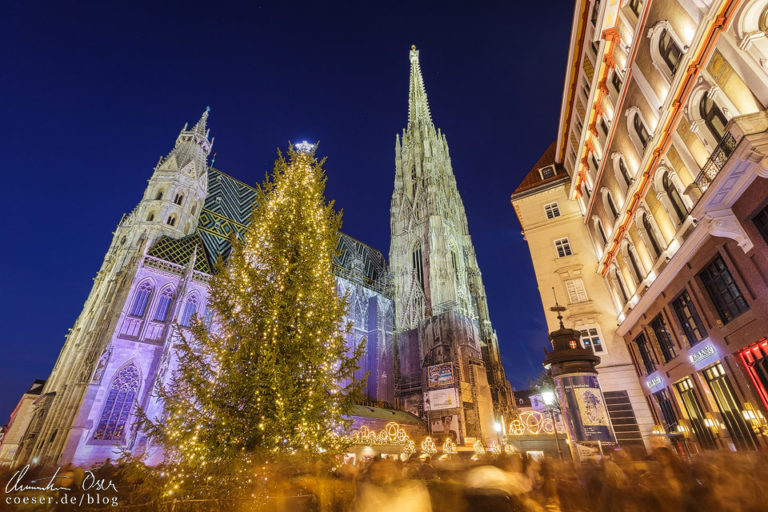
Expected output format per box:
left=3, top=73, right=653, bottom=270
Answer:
left=694, top=132, right=738, bottom=193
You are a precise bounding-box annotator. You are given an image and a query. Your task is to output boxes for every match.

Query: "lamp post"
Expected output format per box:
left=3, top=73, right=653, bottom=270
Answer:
left=542, top=388, right=564, bottom=461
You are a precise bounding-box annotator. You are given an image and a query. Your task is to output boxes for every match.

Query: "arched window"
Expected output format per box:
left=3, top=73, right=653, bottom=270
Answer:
left=699, top=95, right=728, bottom=141
left=412, top=244, right=424, bottom=290
left=605, top=190, right=619, bottom=219
left=659, top=29, right=683, bottom=75
left=634, top=113, right=651, bottom=150
left=596, top=219, right=608, bottom=245
left=628, top=246, right=644, bottom=283
left=643, top=213, right=662, bottom=258
left=146, top=213, right=154, bottom=222
left=174, top=193, right=184, bottom=206
left=663, top=172, right=688, bottom=224
left=167, top=215, right=177, bottom=227
left=129, top=282, right=153, bottom=318
left=613, top=268, right=629, bottom=303
left=618, top=157, right=632, bottom=187
left=180, top=295, right=198, bottom=327
left=451, top=250, right=459, bottom=281
left=93, top=363, right=139, bottom=441
left=155, top=191, right=163, bottom=200
left=153, top=288, right=175, bottom=322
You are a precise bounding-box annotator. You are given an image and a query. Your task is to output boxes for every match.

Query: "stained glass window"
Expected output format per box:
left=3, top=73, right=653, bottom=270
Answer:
left=180, top=295, right=198, bottom=327
left=93, top=364, right=139, bottom=441
left=128, top=282, right=152, bottom=318
left=153, top=288, right=175, bottom=322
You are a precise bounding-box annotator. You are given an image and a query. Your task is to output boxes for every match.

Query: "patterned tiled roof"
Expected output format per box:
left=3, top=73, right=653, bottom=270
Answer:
left=148, top=168, right=389, bottom=287
left=148, top=234, right=211, bottom=273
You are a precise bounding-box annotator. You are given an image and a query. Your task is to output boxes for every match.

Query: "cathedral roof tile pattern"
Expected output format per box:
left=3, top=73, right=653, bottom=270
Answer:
left=512, top=141, right=568, bottom=194
left=148, top=167, right=389, bottom=292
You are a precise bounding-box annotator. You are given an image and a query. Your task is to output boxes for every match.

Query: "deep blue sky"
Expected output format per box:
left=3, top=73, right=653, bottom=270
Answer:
left=0, top=1, right=573, bottom=418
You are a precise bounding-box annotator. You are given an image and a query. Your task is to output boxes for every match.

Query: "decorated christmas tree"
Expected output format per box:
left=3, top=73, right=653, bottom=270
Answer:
left=140, top=144, right=365, bottom=503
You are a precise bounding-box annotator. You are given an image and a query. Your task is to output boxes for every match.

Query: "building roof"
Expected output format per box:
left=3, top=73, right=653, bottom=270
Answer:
left=147, top=167, right=389, bottom=292
left=349, top=404, right=424, bottom=425
left=26, top=379, right=46, bottom=395
left=512, top=142, right=568, bottom=195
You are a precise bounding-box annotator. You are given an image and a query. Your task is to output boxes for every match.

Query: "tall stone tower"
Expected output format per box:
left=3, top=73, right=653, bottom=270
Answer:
left=14, top=110, right=212, bottom=466
left=391, top=46, right=512, bottom=444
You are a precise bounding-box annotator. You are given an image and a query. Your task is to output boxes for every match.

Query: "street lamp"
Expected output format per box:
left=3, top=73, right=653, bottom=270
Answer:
left=542, top=388, right=564, bottom=461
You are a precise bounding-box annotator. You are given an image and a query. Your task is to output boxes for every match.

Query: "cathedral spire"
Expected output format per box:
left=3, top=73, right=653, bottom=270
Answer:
left=192, top=106, right=210, bottom=138
left=408, top=45, right=432, bottom=125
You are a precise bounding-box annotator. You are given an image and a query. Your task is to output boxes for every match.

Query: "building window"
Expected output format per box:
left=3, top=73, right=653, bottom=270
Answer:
left=155, top=191, right=163, bottom=200
left=203, top=306, right=215, bottom=329
left=554, top=238, right=572, bottom=257
left=663, top=172, right=688, bottom=224
left=616, top=156, right=632, bottom=187
left=659, top=29, right=683, bottom=76
left=671, top=290, right=707, bottom=347
left=628, top=246, right=644, bottom=283
left=649, top=313, right=678, bottom=363
left=611, top=70, right=623, bottom=93
left=93, top=364, right=139, bottom=441
left=128, top=282, right=152, bottom=318
left=540, top=166, right=556, bottom=179
left=451, top=251, right=459, bottom=282
left=566, top=279, right=588, bottom=304
left=754, top=204, right=768, bottom=246
left=544, top=202, right=561, bottom=219
left=591, top=0, right=601, bottom=26
left=596, top=219, right=608, bottom=245
left=633, top=113, right=651, bottom=150
left=153, top=288, right=175, bottom=322
left=146, top=213, right=154, bottom=222
left=174, top=193, right=184, bottom=206
left=606, top=191, right=619, bottom=219
left=412, top=245, right=424, bottom=290
left=167, top=215, right=177, bottom=227
left=580, top=327, right=603, bottom=352
left=703, top=363, right=758, bottom=450
left=699, top=255, right=749, bottom=324
left=643, top=213, right=662, bottom=258
left=634, top=332, right=656, bottom=373
left=590, top=154, right=599, bottom=172
left=653, top=389, right=678, bottom=432
left=699, top=95, right=728, bottom=142
left=600, top=117, right=609, bottom=136
left=675, top=377, right=717, bottom=449
left=179, top=296, right=198, bottom=327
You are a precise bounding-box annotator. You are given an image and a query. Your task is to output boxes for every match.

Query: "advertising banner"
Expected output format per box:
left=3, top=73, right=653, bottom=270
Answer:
left=430, top=414, right=460, bottom=442
left=557, top=374, right=615, bottom=443
left=425, top=388, right=459, bottom=410
left=428, top=363, right=455, bottom=388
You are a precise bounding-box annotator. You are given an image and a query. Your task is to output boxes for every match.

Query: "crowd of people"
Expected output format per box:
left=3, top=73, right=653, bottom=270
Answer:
left=3, top=447, right=768, bottom=510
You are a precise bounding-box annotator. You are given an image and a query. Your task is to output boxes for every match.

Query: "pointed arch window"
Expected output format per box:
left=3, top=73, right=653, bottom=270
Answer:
left=700, top=95, right=728, bottom=141
left=153, top=288, right=175, bottom=322
left=412, top=245, right=424, bottom=290
left=663, top=172, right=688, bottom=224
left=633, top=113, right=651, bottom=150
left=155, top=191, right=163, bottom=200
left=643, top=213, right=662, bottom=258
left=129, top=282, right=153, bottom=318
left=451, top=251, right=459, bottom=282
left=93, top=364, right=139, bottom=441
left=174, top=193, right=184, bottom=206
left=167, top=215, right=177, bottom=227
left=179, top=295, right=199, bottom=327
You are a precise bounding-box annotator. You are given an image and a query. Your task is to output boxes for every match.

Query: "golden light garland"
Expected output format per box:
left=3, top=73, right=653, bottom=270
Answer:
left=349, top=421, right=416, bottom=454
left=509, top=411, right=564, bottom=436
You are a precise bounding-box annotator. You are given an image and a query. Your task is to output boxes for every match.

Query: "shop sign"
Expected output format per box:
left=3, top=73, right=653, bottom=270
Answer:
left=646, top=373, right=665, bottom=393
left=689, top=342, right=718, bottom=369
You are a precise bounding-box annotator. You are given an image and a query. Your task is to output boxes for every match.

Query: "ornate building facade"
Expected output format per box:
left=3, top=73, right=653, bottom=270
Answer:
left=12, top=112, right=395, bottom=467
left=516, top=0, right=768, bottom=453
left=391, top=47, right=513, bottom=444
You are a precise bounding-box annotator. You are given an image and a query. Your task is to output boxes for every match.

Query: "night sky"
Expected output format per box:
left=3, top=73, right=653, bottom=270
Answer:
left=0, top=1, right=573, bottom=418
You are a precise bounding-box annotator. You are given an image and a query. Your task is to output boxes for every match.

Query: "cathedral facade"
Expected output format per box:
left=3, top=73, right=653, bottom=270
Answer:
left=11, top=47, right=511, bottom=467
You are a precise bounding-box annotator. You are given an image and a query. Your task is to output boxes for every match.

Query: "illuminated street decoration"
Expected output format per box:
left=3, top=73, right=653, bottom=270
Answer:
left=421, top=436, right=437, bottom=455
left=442, top=438, right=457, bottom=455
left=295, top=140, right=315, bottom=153
left=509, top=411, right=564, bottom=436
left=349, top=422, right=416, bottom=454
left=473, top=440, right=486, bottom=455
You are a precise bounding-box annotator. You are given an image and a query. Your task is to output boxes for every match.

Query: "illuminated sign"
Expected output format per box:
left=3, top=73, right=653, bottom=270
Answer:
left=646, top=373, right=665, bottom=393
left=689, top=342, right=718, bottom=369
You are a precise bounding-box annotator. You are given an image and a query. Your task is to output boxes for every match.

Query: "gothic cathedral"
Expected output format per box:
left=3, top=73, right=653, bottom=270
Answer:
left=11, top=47, right=512, bottom=467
